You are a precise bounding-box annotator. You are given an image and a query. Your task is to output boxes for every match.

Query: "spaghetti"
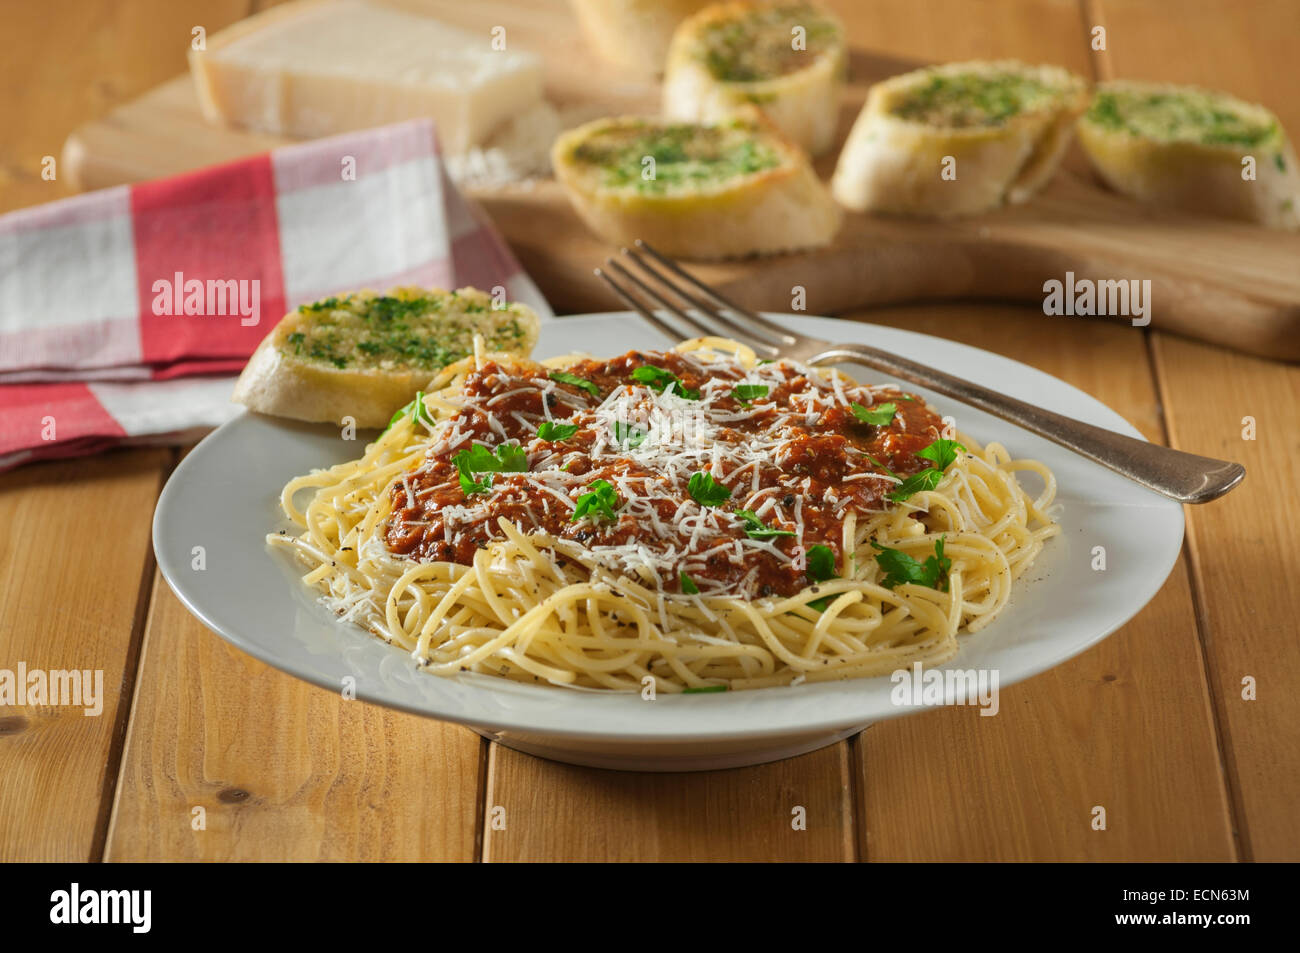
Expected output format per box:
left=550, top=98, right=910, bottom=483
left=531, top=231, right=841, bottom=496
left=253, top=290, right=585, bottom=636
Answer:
left=270, top=337, right=1059, bottom=692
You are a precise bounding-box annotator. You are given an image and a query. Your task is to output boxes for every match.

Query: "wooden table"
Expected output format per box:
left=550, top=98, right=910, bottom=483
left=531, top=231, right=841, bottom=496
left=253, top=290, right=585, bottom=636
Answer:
left=2, top=0, right=1296, bottom=862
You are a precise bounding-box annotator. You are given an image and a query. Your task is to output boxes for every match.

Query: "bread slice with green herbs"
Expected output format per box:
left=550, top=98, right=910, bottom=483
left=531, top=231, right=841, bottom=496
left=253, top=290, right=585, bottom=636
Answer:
left=663, top=1, right=847, bottom=157
left=1077, top=80, right=1300, bottom=230
left=570, top=0, right=713, bottom=77
left=232, top=286, right=540, bottom=427
left=831, top=60, right=1089, bottom=217
left=551, top=113, right=841, bottom=259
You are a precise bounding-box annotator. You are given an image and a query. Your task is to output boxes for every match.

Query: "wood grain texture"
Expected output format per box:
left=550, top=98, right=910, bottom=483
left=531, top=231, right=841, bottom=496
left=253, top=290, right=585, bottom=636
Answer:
left=0, top=0, right=257, bottom=211
left=850, top=306, right=1235, bottom=861
left=836, top=0, right=1236, bottom=862
left=2, top=0, right=1292, bottom=864
left=0, top=449, right=169, bottom=861
left=1153, top=337, right=1300, bottom=861
left=57, top=0, right=1300, bottom=358
left=105, top=571, right=484, bottom=861
left=483, top=742, right=854, bottom=862
left=0, top=0, right=266, bottom=863
left=1091, top=0, right=1300, bottom=861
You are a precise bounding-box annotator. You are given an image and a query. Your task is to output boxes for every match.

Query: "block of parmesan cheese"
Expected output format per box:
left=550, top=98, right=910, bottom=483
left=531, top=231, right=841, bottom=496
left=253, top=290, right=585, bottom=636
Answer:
left=189, top=0, right=544, bottom=155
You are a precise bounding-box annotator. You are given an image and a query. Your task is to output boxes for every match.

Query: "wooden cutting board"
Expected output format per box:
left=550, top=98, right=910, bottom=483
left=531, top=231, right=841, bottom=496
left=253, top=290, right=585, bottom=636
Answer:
left=61, top=0, right=1300, bottom=360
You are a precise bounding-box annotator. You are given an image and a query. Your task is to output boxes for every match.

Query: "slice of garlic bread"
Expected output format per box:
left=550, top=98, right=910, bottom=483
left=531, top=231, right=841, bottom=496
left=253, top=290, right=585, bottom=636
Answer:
left=663, top=1, right=847, bottom=156
left=831, top=60, right=1089, bottom=217
left=233, top=287, right=540, bottom=427
left=1077, top=81, right=1300, bottom=230
left=570, top=0, right=713, bottom=77
left=551, top=113, right=841, bottom=259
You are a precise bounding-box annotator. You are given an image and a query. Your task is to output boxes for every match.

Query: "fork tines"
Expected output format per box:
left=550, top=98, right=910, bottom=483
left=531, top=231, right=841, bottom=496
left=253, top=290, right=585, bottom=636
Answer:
left=594, top=241, right=794, bottom=357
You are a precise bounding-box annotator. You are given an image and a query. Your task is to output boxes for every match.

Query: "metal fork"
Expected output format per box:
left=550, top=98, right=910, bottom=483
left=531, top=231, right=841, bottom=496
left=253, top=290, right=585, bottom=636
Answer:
left=595, top=240, right=1245, bottom=504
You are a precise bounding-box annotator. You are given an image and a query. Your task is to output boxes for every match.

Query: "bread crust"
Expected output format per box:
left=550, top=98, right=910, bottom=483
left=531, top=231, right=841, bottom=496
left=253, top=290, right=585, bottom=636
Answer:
left=831, top=60, right=1089, bottom=218
left=570, top=0, right=713, bottom=77
left=1077, top=80, right=1300, bottom=230
left=232, top=287, right=540, bottom=428
left=552, top=115, right=841, bottom=259
left=663, top=1, right=847, bottom=157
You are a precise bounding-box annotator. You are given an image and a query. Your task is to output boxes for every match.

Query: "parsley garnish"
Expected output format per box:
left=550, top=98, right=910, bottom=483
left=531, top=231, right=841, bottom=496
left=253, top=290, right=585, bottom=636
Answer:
left=385, top=391, right=431, bottom=433
left=493, top=444, right=528, bottom=472
left=451, top=442, right=527, bottom=496
left=804, top=544, right=838, bottom=611
left=457, top=470, right=493, bottom=496
left=299, top=296, right=341, bottom=313
left=734, top=509, right=795, bottom=539
left=453, top=443, right=527, bottom=474
left=679, top=571, right=701, bottom=595
left=806, top=544, right=837, bottom=582
left=887, top=469, right=943, bottom=502
left=917, top=438, right=965, bottom=469
left=549, top=371, right=601, bottom=398
left=851, top=401, right=897, bottom=426
left=731, top=383, right=769, bottom=405
left=537, top=421, right=578, bottom=441
left=612, top=421, right=647, bottom=448
left=631, top=364, right=700, bottom=400
left=887, top=438, right=967, bottom=502
left=572, top=479, right=618, bottom=522
left=688, top=471, right=731, bottom=506
left=871, top=537, right=951, bottom=592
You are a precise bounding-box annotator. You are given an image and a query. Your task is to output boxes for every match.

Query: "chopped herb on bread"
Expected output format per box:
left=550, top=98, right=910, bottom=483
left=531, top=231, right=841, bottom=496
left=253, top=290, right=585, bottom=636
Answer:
left=552, top=113, right=841, bottom=259
left=831, top=60, right=1089, bottom=217
left=663, top=1, right=847, bottom=156
left=570, top=0, right=713, bottom=77
left=1077, top=80, right=1300, bottom=229
left=233, top=286, right=540, bottom=427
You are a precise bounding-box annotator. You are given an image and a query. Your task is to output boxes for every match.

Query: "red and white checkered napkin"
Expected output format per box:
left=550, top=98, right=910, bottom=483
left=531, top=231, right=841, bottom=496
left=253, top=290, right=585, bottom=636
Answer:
left=0, top=119, right=550, bottom=471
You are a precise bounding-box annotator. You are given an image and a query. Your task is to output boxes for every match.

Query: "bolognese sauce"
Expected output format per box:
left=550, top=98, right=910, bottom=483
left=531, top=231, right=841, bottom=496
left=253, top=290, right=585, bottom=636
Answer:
left=385, top=349, right=945, bottom=598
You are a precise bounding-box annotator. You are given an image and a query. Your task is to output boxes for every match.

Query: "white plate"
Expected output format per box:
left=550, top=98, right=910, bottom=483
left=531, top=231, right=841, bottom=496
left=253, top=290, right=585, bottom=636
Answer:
left=154, top=313, right=1184, bottom=771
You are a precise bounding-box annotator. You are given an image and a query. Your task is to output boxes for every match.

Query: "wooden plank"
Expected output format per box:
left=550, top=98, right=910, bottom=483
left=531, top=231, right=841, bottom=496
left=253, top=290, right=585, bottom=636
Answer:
left=838, top=0, right=1235, bottom=861
left=852, top=305, right=1235, bottom=861
left=1153, top=338, right=1300, bottom=861
left=0, top=0, right=256, bottom=207
left=484, top=743, right=854, bottom=862
left=0, top=0, right=484, bottom=861
left=0, top=178, right=74, bottom=218
left=0, top=0, right=263, bottom=862
left=0, top=449, right=169, bottom=861
left=1094, top=0, right=1300, bottom=861
left=105, top=570, right=485, bottom=861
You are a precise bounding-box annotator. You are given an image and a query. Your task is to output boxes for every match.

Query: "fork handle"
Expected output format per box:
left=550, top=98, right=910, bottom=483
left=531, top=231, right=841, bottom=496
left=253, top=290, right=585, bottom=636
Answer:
left=811, top=343, right=1245, bottom=504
